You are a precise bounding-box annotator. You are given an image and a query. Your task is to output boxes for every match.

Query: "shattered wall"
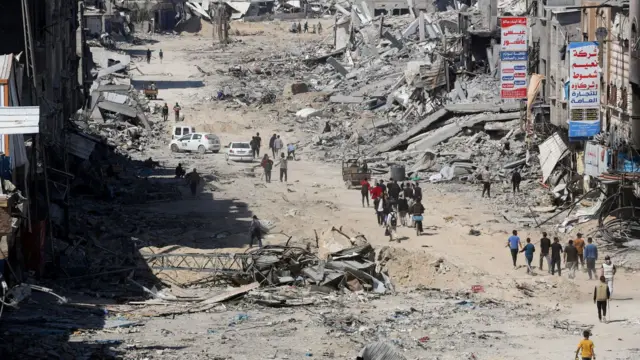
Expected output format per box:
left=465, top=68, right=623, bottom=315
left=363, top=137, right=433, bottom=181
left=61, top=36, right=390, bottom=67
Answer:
left=548, top=9, right=581, bottom=129
left=583, top=5, right=633, bottom=146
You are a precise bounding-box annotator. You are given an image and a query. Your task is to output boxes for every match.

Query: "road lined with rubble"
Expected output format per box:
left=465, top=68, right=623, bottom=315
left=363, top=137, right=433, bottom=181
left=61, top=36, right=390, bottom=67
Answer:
left=81, top=22, right=640, bottom=359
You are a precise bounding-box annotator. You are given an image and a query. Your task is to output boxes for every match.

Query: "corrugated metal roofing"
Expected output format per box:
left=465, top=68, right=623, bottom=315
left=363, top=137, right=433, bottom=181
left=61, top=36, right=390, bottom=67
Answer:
left=96, top=84, right=131, bottom=92
left=0, top=54, right=13, bottom=81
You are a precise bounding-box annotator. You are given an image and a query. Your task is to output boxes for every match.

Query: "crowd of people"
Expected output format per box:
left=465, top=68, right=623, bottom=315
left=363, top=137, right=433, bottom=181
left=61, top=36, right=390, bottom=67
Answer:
left=360, top=178, right=426, bottom=242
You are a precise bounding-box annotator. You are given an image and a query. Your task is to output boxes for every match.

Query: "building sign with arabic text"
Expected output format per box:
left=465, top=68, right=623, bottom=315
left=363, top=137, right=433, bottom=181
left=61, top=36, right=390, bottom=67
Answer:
left=499, top=17, right=528, bottom=99
left=500, top=17, right=528, bottom=52
left=568, top=42, right=601, bottom=139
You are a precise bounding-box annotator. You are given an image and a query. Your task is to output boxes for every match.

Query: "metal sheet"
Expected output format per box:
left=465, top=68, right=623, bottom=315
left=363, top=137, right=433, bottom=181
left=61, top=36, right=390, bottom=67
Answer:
left=0, top=107, right=40, bottom=134
left=9, top=134, right=28, bottom=168
left=538, top=132, right=569, bottom=183
left=67, top=133, right=97, bottom=160
left=0, top=54, right=13, bottom=81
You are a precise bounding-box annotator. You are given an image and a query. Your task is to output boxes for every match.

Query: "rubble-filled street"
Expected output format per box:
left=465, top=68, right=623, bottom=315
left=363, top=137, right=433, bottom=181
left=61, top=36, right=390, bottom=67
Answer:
left=2, top=1, right=640, bottom=360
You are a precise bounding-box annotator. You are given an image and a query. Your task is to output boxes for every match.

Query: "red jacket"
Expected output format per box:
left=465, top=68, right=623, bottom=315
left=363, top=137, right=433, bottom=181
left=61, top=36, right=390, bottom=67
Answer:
left=370, top=185, right=383, bottom=199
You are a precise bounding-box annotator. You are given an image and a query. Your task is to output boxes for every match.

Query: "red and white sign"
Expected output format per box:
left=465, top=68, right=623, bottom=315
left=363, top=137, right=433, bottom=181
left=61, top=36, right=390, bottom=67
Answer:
left=500, top=17, right=528, bottom=52
left=500, top=60, right=528, bottom=99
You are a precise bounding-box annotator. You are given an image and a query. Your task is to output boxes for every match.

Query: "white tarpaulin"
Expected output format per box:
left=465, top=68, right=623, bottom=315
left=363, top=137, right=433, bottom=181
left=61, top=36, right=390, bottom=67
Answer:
left=538, top=132, right=569, bottom=183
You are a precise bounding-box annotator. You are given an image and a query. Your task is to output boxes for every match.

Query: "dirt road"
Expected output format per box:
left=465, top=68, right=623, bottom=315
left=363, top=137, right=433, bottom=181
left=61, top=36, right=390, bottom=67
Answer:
left=99, top=22, right=640, bottom=359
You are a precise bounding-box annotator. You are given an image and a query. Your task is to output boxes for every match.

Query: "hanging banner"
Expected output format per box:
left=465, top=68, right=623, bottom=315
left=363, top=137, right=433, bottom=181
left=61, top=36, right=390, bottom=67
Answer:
left=500, top=17, right=528, bottom=51
left=500, top=60, right=528, bottom=99
left=568, top=42, right=601, bottom=139
left=500, top=17, right=528, bottom=99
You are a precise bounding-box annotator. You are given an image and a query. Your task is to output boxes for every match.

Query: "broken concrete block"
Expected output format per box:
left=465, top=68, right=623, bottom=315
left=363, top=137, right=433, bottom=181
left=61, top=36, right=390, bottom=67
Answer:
left=296, top=108, right=324, bottom=118
left=283, top=82, right=309, bottom=97
left=327, top=57, right=348, bottom=76
left=383, top=31, right=403, bottom=50
left=329, top=95, right=363, bottom=104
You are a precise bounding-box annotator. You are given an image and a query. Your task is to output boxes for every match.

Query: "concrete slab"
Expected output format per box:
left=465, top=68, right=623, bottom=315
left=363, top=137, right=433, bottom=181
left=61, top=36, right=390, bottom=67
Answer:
left=327, top=57, right=348, bottom=76
left=374, top=108, right=450, bottom=154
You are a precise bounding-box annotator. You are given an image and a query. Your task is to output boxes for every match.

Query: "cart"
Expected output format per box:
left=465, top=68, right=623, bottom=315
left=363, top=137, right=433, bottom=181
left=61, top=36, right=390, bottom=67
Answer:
left=144, top=85, right=158, bottom=99
left=341, top=158, right=371, bottom=189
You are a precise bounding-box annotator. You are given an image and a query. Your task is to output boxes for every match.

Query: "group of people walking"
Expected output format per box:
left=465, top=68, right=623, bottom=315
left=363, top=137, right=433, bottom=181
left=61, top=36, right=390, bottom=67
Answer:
left=360, top=178, right=426, bottom=241
left=507, top=230, right=617, bottom=323
left=291, top=21, right=322, bottom=34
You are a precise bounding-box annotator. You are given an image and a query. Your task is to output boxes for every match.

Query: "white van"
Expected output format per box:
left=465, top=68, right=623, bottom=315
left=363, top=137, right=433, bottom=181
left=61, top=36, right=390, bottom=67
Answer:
left=172, top=125, right=196, bottom=140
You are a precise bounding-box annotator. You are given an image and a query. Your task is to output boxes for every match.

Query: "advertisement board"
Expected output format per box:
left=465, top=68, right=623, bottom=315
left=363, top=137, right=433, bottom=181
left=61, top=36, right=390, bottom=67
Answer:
left=500, top=17, right=528, bottom=52
left=500, top=60, right=528, bottom=99
left=568, top=42, right=601, bottom=139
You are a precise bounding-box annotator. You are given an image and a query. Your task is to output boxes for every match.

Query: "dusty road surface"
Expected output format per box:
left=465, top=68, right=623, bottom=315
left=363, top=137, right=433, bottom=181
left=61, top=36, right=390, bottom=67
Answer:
left=49, top=21, right=640, bottom=359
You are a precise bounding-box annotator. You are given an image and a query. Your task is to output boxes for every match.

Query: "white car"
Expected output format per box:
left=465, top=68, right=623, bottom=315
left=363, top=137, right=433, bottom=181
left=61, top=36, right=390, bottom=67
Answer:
left=170, top=133, right=221, bottom=154
left=225, top=142, right=253, bottom=161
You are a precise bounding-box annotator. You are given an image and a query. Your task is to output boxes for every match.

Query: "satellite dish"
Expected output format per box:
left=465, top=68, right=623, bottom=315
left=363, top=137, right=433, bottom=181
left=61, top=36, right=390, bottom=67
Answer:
left=595, top=27, right=608, bottom=41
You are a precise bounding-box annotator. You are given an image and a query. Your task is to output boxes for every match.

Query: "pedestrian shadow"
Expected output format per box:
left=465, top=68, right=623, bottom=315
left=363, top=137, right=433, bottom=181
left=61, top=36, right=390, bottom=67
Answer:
left=605, top=319, right=627, bottom=323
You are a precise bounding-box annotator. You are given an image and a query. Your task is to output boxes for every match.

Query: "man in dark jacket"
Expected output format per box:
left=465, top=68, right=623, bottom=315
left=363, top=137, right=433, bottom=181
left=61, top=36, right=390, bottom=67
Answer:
left=269, top=134, right=277, bottom=157
left=413, top=183, right=423, bottom=202
left=251, top=132, right=262, bottom=158
left=397, top=194, right=409, bottom=226
left=512, top=169, right=522, bottom=193
left=410, top=200, right=425, bottom=234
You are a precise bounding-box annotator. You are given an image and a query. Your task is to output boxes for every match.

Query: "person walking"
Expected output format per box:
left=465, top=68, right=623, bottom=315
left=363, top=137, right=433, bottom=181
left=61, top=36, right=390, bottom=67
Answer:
left=159, top=49, right=164, bottom=63
left=251, top=132, right=262, bottom=158
left=360, top=178, right=371, bottom=207
left=269, top=134, right=277, bottom=157
left=277, top=152, right=288, bottom=182
left=287, top=143, right=296, bottom=160
left=574, top=233, right=586, bottom=270
left=403, top=182, right=414, bottom=199
left=539, top=232, right=551, bottom=272
left=297, top=22, right=302, bottom=34
left=511, top=168, right=521, bottom=193
left=376, top=193, right=387, bottom=226
left=185, top=169, right=200, bottom=197
left=317, top=22, right=322, bottom=34
left=601, top=255, right=616, bottom=296
left=146, top=48, right=151, bottom=64
left=261, top=154, right=273, bottom=183
left=506, top=230, right=522, bottom=269
left=303, top=21, right=308, bottom=33
left=410, top=199, right=425, bottom=234
left=273, top=135, right=283, bottom=157
left=594, top=275, right=611, bottom=323
left=575, top=330, right=596, bottom=360
left=249, top=215, right=263, bottom=248
left=385, top=209, right=398, bottom=243
left=173, top=102, right=182, bottom=122
left=564, top=240, right=579, bottom=279
left=378, top=180, right=387, bottom=194
left=520, top=238, right=535, bottom=274
left=413, top=182, right=422, bottom=202
left=371, top=181, right=383, bottom=214
left=162, top=102, right=169, bottom=121
left=550, top=237, right=563, bottom=276
left=481, top=166, right=492, bottom=198
left=397, top=194, right=409, bottom=226
left=584, top=237, right=598, bottom=280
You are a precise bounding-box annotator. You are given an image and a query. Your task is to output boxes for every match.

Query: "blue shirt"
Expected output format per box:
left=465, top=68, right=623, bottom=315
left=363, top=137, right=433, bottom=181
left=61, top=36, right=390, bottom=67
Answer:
left=584, top=243, right=598, bottom=260
left=523, top=243, right=535, bottom=258
left=508, top=235, right=520, bottom=249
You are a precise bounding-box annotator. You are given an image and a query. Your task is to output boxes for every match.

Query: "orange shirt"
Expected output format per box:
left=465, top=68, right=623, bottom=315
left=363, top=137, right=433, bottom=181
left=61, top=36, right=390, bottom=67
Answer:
left=577, top=339, right=594, bottom=358
left=574, top=238, right=585, bottom=254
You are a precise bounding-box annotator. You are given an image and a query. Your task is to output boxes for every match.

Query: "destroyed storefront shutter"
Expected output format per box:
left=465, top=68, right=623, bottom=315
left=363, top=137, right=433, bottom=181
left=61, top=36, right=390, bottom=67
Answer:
left=538, top=132, right=569, bottom=183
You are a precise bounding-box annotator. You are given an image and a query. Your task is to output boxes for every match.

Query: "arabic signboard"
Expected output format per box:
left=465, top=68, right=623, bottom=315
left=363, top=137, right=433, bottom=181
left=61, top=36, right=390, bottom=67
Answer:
left=499, top=17, right=528, bottom=100
left=500, top=17, right=528, bottom=52
left=584, top=142, right=609, bottom=177
left=568, top=42, right=601, bottom=139
left=500, top=60, right=528, bottom=99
